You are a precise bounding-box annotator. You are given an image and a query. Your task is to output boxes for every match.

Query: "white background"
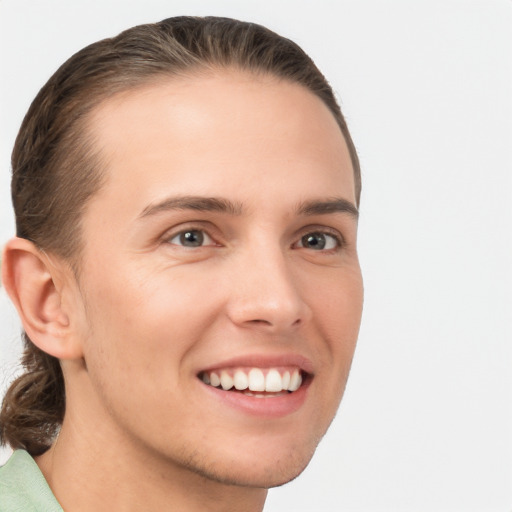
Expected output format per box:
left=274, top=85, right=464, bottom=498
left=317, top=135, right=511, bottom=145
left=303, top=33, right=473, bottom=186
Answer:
left=1, top=1, right=511, bottom=510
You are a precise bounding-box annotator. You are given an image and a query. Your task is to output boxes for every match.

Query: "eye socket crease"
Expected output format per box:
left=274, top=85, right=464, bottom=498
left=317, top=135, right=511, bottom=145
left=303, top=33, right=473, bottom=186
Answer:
left=163, top=225, right=345, bottom=254
left=139, top=195, right=357, bottom=253
left=295, top=232, right=340, bottom=251
left=167, top=228, right=217, bottom=248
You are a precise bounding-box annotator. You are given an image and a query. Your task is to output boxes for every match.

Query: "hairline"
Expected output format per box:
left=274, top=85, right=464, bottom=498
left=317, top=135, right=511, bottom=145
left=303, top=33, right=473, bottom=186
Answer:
left=59, top=66, right=360, bottom=275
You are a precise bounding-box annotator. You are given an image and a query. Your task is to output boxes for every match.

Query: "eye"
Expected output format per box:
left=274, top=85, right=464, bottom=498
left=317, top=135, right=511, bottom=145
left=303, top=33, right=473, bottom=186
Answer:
left=168, top=229, right=215, bottom=248
left=296, top=231, right=340, bottom=251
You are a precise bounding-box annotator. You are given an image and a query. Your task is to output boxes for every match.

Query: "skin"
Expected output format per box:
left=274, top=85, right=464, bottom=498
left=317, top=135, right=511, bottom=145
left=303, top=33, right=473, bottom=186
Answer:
left=5, top=71, right=363, bottom=511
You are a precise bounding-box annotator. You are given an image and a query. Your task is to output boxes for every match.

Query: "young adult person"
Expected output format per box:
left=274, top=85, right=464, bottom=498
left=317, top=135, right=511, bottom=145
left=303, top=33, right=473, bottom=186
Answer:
left=0, top=16, right=363, bottom=511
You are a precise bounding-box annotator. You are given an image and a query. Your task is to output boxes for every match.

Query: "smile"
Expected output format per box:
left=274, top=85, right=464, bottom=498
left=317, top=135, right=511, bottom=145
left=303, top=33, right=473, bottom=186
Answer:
left=199, top=367, right=304, bottom=397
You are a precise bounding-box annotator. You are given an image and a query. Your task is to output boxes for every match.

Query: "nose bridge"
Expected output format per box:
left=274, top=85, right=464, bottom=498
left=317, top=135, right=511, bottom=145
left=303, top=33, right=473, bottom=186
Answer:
left=227, top=238, right=310, bottom=331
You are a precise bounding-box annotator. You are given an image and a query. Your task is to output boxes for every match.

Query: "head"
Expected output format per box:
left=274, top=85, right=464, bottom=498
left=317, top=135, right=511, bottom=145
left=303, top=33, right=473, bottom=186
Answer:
left=1, top=16, right=362, bottom=488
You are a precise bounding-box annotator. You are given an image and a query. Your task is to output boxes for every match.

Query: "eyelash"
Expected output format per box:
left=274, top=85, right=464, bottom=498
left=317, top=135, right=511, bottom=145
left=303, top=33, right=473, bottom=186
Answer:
left=295, top=231, right=342, bottom=251
left=167, top=229, right=216, bottom=248
left=165, top=226, right=344, bottom=252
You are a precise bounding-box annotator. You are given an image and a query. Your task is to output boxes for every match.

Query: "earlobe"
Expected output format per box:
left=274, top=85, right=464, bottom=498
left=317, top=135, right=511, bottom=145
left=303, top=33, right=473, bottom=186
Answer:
left=1, top=237, right=84, bottom=360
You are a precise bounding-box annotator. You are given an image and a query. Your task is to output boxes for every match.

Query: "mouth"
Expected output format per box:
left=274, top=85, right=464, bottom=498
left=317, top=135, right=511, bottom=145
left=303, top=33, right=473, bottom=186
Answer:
left=197, top=367, right=308, bottom=398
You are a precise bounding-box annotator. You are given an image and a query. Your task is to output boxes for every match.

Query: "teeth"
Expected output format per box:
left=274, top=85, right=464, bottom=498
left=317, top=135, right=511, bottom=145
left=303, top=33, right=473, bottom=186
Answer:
left=289, top=370, right=302, bottom=392
left=201, top=367, right=304, bottom=393
left=210, top=372, right=221, bottom=387
left=282, top=371, right=290, bottom=390
left=265, top=369, right=283, bottom=392
left=243, top=391, right=288, bottom=398
left=233, top=370, right=249, bottom=390
left=244, top=391, right=266, bottom=398
left=220, top=371, right=233, bottom=391
left=248, top=368, right=265, bottom=392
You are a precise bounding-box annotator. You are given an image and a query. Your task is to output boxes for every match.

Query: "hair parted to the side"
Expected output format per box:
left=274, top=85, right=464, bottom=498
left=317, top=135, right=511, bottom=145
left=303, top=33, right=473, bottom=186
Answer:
left=0, top=16, right=361, bottom=456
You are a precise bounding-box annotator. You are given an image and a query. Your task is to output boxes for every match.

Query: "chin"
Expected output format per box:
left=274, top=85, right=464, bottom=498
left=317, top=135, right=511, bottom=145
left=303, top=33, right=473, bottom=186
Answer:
left=196, top=459, right=312, bottom=489
left=182, top=438, right=319, bottom=489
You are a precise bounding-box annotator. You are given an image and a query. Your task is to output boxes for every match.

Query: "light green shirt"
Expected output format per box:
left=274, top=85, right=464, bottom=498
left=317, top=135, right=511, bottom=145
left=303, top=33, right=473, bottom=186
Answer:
left=0, top=450, right=63, bottom=511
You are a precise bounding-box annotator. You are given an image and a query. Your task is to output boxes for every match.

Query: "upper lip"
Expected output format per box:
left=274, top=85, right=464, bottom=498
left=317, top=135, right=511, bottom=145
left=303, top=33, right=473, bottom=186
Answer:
left=197, top=353, right=315, bottom=376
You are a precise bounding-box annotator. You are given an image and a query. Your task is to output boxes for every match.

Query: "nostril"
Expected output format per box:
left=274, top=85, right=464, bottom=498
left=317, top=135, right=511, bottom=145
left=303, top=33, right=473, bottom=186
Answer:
left=245, top=317, right=302, bottom=329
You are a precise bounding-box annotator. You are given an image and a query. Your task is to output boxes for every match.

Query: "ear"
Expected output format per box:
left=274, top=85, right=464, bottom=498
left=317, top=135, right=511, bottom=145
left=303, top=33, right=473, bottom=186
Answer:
left=1, top=237, right=84, bottom=360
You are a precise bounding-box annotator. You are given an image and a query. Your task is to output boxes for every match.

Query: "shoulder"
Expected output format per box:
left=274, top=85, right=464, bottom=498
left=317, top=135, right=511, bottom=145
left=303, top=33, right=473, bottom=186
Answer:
left=0, top=450, right=63, bottom=512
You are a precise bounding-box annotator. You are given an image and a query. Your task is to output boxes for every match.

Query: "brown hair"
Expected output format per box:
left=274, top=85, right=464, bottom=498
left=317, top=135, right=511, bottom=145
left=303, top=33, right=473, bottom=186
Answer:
left=0, top=16, right=361, bottom=455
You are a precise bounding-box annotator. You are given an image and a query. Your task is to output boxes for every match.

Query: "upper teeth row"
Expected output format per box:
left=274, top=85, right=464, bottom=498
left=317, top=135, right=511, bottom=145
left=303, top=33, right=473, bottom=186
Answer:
left=202, top=368, right=302, bottom=393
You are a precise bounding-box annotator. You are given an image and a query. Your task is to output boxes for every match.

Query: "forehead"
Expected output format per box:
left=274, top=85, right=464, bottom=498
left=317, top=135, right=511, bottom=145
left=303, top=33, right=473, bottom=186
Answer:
left=85, top=71, right=355, bottom=218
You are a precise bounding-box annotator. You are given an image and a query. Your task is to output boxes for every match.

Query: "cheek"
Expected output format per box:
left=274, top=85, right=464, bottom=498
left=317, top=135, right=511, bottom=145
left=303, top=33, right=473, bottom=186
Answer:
left=307, top=267, right=363, bottom=406
left=79, top=264, right=222, bottom=380
left=76, top=270, right=214, bottom=438
left=307, top=265, right=363, bottom=339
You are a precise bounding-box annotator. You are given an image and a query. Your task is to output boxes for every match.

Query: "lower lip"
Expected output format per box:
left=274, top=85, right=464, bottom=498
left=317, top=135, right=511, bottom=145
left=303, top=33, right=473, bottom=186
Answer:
left=200, top=379, right=311, bottom=418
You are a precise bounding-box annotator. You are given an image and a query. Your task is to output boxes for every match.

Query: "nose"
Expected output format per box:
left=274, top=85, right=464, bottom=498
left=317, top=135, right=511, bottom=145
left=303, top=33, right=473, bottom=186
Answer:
left=225, top=245, right=312, bottom=333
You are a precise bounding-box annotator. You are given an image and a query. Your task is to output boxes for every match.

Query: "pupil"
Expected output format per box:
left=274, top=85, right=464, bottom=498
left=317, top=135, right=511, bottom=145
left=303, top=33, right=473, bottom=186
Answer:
left=303, top=233, right=326, bottom=250
left=180, top=230, right=203, bottom=247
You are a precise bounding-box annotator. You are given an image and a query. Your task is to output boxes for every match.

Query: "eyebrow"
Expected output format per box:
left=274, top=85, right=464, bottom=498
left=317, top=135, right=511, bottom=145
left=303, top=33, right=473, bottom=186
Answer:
left=296, top=198, right=359, bottom=219
left=139, top=196, right=243, bottom=218
left=139, top=195, right=358, bottom=219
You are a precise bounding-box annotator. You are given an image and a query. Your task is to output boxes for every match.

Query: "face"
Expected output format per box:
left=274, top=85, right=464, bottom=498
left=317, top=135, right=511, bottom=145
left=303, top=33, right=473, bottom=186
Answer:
left=68, top=71, right=363, bottom=487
